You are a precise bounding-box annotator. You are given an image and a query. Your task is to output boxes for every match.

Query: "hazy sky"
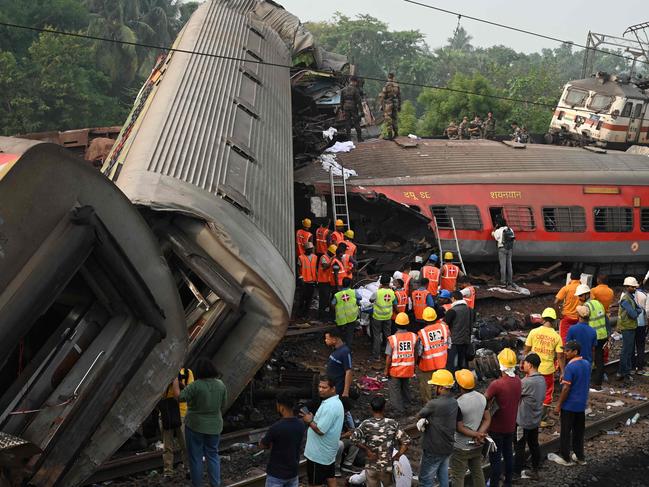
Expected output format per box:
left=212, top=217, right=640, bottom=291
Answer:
left=277, top=0, right=646, bottom=54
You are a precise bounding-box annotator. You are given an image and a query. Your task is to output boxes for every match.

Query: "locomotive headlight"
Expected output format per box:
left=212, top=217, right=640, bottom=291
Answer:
left=611, top=109, right=620, bottom=119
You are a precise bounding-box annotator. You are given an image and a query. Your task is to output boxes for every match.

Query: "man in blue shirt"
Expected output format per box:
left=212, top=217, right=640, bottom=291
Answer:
left=302, top=377, right=345, bottom=486
left=324, top=329, right=352, bottom=398
left=566, top=305, right=597, bottom=364
left=551, top=341, right=590, bottom=466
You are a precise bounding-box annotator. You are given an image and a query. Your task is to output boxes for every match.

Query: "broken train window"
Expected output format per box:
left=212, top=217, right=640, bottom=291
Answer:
left=430, top=205, right=482, bottom=230
left=542, top=207, right=586, bottom=232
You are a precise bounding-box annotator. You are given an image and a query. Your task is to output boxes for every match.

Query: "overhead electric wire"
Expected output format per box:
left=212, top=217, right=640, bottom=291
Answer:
left=403, top=0, right=649, bottom=68
left=0, top=19, right=557, bottom=108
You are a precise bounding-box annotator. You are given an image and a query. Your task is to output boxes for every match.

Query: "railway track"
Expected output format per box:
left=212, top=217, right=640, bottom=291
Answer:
left=84, top=355, right=641, bottom=486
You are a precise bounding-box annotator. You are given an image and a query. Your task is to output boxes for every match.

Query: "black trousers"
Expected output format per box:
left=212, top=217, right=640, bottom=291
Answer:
left=344, top=110, right=362, bottom=141
left=514, top=427, right=540, bottom=474
left=447, top=344, right=469, bottom=373
left=318, top=283, right=331, bottom=320
left=297, top=282, right=316, bottom=319
left=560, top=410, right=585, bottom=462
left=592, top=338, right=607, bottom=386
left=633, top=326, right=647, bottom=369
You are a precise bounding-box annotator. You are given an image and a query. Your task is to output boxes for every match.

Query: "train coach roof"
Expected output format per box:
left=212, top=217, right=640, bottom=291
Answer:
left=567, top=77, right=648, bottom=99
left=294, top=139, right=649, bottom=186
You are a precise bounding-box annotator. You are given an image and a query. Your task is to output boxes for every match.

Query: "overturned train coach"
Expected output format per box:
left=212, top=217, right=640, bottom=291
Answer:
left=0, top=0, right=299, bottom=485
left=296, top=138, right=649, bottom=274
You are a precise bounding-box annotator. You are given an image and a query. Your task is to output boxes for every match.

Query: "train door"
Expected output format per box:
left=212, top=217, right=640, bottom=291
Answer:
left=626, top=99, right=644, bottom=144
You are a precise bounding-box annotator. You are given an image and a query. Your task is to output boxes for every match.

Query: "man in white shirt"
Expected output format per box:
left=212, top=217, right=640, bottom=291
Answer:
left=491, top=218, right=514, bottom=288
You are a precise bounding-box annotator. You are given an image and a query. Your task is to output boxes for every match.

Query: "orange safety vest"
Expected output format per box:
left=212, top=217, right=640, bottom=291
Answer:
left=341, top=253, right=353, bottom=278
left=442, top=302, right=452, bottom=312
left=330, top=257, right=346, bottom=287
left=392, top=289, right=409, bottom=320
left=440, top=263, right=460, bottom=292
left=318, top=254, right=332, bottom=283
left=388, top=332, right=417, bottom=378
left=330, top=231, right=344, bottom=246
left=298, top=254, right=318, bottom=283
left=463, top=285, right=476, bottom=309
left=417, top=321, right=450, bottom=372
left=296, top=229, right=312, bottom=256
left=344, top=240, right=357, bottom=258
left=315, top=227, right=330, bottom=255
left=421, top=265, right=440, bottom=296
left=411, top=289, right=430, bottom=320
left=402, top=273, right=411, bottom=295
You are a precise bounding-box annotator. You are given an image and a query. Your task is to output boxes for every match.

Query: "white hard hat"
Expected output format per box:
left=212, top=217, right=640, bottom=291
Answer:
left=624, top=276, right=640, bottom=287
left=574, top=284, right=591, bottom=296
left=393, top=271, right=403, bottom=280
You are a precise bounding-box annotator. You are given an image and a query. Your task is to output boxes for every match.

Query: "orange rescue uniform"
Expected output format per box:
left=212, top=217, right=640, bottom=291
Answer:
left=298, top=254, right=318, bottom=283
left=343, top=240, right=357, bottom=258
left=318, top=254, right=332, bottom=283
left=387, top=332, right=417, bottom=378
left=440, top=263, right=460, bottom=292
left=421, top=265, right=440, bottom=296
left=315, top=227, right=330, bottom=255
left=463, top=285, right=476, bottom=309
left=411, top=289, right=431, bottom=320
left=330, top=257, right=346, bottom=287
left=417, top=321, right=450, bottom=372
left=341, top=253, right=353, bottom=278
left=402, top=273, right=411, bottom=295
left=330, top=231, right=345, bottom=246
left=392, top=290, right=409, bottom=320
left=296, top=229, right=312, bottom=256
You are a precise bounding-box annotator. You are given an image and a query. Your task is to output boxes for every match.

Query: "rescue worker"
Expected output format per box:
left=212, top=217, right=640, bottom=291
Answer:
left=617, top=276, right=641, bottom=382
left=385, top=313, right=418, bottom=416
left=329, top=219, right=346, bottom=247
left=444, top=120, right=459, bottom=139
left=330, top=245, right=346, bottom=290
left=416, top=369, right=458, bottom=487
left=343, top=229, right=357, bottom=259
left=445, top=291, right=474, bottom=373
left=554, top=271, right=582, bottom=345
left=296, top=218, right=313, bottom=257
left=421, top=255, right=440, bottom=297
left=510, top=121, right=526, bottom=143
left=458, top=117, right=469, bottom=140
left=337, top=242, right=353, bottom=280
left=436, top=289, right=452, bottom=320
left=468, top=115, right=482, bottom=138
left=483, top=111, right=496, bottom=139
left=332, top=277, right=361, bottom=347
left=315, top=221, right=331, bottom=256
left=440, top=252, right=461, bottom=292
left=566, top=305, right=597, bottom=366
left=523, top=307, right=564, bottom=426
left=317, top=245, right=335, bottom=320
left=160, top=368, right=194, bottom=478
left=458, top=276, right=476, bottom=309
left=416, top=307, right=450, bottom=403
left=411, top=278, right=436, bottom=331
left=340, top=76, right=363, bottom=142
left=378, top=73, right=401, bottom=140
left=392, top=278, right=411, bottom=326
left=370, top=275, right=397, bottom=360
left=574, top=284, right=608, bottom=390
left=297, top=241, right=318, bottom=320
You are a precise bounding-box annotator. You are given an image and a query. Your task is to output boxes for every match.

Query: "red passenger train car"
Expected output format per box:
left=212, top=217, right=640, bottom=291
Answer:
left=296, top=139, right=649, bottom=266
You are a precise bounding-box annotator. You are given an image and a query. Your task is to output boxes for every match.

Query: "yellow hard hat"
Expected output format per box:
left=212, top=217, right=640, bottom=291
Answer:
left=454, top=369, right=476, bottom=390
left=422, top=307, right=437, bottom=322
left=427, top=369, right=455, bottom=388
left=302, top=218, right=312, bottom=228
left=395, top=312, right=410, bottom=326
left=328, top=244, right=337, bottom=254
left=344, top=229, right=354, bottom=239
left=335, top=219, right=344, bottom=227
left=497, top=348, right=517, bottom=368
left=444, top=251, right=454, bottom=261
left=541, top=307, right=557, bottom=320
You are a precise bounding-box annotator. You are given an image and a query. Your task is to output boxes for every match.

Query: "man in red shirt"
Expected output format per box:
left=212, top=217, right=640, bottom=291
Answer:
left=485, top=348, right=522, bottom=487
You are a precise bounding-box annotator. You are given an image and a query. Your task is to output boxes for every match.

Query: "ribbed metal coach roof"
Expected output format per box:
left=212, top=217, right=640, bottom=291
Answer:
left=295, top=138, right=649, bottom=186
left=103, top=0, right=294, bottom=267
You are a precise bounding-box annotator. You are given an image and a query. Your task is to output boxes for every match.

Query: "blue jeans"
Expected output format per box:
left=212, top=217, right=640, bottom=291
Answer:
left=620, top=329, right=636, bottom=377
left=419, top=451, right=449, bottom=487
left=265, top=474, right=299, bottom=487
left=489, top=432, right=514, bottom=487
left=185, top=426, right=221, bottom=487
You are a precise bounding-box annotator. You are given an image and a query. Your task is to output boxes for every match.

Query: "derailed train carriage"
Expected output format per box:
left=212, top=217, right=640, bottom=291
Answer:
left=0, top=0, right=333, bottom=484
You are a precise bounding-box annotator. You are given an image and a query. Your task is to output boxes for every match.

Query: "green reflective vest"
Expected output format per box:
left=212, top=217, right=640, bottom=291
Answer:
left=618, top=292, right=638, bottom=331
left=335, top=288, right=358, bottom=326
left=373, top=288, right=396, bottom=320
left=586, top=299, right=607, bottom=340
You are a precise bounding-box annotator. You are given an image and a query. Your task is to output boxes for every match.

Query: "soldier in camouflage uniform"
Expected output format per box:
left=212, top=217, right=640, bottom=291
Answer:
left=378, top=73, right=401, bottom=140
left=341, top=76, right=363, bottom=142
left=351, top=396, right=411, bottom=487
left=483, top=111, right=496, bottom=139
left=444, top=120, right=459, bottom=139
left=468, top=115, right=483, bottom=138
left=458, top=116, right=469, bottom=140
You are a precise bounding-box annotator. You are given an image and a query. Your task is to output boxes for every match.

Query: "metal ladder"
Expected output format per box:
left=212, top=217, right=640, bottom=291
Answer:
left=433, top=216, right=467, bottom=275
left=329, top=163, right=351, bottom=229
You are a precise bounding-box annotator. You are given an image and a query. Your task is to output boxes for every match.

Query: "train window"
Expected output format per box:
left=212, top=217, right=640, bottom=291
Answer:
left=588, top=94, right=614, bottom=112
left=490, top=205, right=535, bottom=231
left=564, top=88, right=588, bottom=107
left=594, top=207, right=633, bottom=232
left=621, top=102, right=633, bottom=118
left=542, top=207, right=586, bottom=232
left=641, top=208, right=649, bottom=232
left=430, top=205, right=482, bottom=230
left=634, top=103, right=643, bottom=119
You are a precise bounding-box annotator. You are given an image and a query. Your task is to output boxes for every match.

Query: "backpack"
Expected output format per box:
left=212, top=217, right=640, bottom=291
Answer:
left=502, top=226, right=515, bottom=250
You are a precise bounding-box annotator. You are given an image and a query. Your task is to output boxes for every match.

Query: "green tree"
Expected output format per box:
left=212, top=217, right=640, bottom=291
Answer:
left=399, top=100, right=417, bottom=135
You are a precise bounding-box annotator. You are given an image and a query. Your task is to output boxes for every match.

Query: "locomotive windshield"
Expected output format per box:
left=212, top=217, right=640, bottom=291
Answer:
left=588, top=94, right=615, bottom=112
left=564, top=88, right=588, bottom=107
